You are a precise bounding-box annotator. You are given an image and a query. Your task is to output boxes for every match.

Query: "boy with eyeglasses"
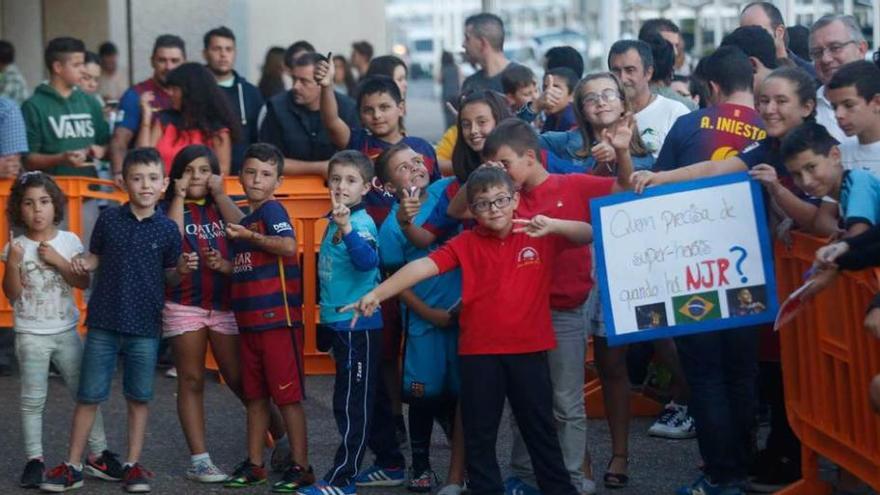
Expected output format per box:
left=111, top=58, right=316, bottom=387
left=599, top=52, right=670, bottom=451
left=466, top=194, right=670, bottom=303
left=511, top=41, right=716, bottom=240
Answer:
left=342, top=166, right=591, bottom=495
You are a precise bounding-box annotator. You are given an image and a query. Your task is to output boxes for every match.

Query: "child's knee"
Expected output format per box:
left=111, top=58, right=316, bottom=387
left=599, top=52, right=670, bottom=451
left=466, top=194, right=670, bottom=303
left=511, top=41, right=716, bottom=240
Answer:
left=177, top=370, right=205, bottom=393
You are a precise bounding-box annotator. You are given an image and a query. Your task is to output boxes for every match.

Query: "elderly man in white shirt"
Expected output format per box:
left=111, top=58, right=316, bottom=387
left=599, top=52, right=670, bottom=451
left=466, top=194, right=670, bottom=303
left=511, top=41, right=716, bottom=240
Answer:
left=810, top=14, right=868, bottom=145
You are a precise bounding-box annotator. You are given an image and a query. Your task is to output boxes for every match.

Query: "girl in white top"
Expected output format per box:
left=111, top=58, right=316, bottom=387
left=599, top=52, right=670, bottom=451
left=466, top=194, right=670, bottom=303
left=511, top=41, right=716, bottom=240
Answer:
left=2, top=171, right=119, bottom=488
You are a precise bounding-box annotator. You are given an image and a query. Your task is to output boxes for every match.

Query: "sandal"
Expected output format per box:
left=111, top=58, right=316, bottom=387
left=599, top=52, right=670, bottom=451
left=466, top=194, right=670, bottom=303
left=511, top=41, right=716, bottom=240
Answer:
left=603, top=454, right=629, bottom=489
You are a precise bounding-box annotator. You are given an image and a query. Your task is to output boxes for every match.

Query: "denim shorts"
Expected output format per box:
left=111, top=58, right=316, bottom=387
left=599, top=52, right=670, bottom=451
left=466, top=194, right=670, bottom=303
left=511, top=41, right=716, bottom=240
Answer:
left=77, top=328, right=160, bottom=403
left=585, top=288, right=606, bottom=338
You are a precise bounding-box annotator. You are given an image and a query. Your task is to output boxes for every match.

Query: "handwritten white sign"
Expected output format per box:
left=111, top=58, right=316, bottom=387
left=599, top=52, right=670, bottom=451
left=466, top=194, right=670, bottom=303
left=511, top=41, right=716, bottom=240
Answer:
left=592, top=173, right=777, bottom=344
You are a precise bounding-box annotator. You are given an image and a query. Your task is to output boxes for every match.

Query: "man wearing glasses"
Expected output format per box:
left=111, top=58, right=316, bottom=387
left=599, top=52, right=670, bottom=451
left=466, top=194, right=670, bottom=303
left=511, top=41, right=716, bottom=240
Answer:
left=810, top=14, right=868, bottom=145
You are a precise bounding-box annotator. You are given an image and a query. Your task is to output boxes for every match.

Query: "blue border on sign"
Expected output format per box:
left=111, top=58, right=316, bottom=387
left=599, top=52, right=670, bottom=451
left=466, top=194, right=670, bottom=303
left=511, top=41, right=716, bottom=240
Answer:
left=590, top=171, right=779, bottom=346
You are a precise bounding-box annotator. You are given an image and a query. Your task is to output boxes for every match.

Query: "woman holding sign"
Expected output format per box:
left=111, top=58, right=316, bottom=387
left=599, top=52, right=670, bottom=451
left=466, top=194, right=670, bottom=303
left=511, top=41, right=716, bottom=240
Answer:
left=543, top=72, right=684, bottom=490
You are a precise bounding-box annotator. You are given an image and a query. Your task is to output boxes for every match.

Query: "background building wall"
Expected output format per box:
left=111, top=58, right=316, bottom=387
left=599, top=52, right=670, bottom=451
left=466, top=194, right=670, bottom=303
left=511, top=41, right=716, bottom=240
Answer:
left=0, top=0, right=387, bottom=89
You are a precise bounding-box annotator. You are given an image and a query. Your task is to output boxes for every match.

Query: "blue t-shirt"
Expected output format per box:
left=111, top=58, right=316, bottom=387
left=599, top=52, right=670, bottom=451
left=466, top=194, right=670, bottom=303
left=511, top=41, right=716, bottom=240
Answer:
left=840, top=169, right=880, bottom=229
left=379, top=178, right=462, bottom=337
left=319, top=204, right=382, bottom=330
left=115, top=79, right=172, bottom=134
left=347, top=130, right=441, bottom=227
left=542, top=103, right=577, bottom=133
left=87, top=204, right=181, bottom=337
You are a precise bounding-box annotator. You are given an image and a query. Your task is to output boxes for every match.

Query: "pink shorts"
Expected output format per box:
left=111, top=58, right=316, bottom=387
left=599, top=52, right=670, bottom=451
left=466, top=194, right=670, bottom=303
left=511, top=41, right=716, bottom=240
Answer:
left=162, top=301, right=239, bottom=337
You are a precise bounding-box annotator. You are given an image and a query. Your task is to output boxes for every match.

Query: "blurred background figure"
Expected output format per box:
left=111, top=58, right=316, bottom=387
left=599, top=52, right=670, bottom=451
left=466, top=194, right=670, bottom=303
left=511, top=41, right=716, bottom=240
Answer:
left=439, top=50, right=461, bottom=127
left=97, top=41, right=126, bottom=103
left=351, top=40, right=374, bottom=80
left=0, top=40, right=29, bottom=104
left=258, top=46, right=287, bottom=100
left=332, top=54, right=357, bottom=96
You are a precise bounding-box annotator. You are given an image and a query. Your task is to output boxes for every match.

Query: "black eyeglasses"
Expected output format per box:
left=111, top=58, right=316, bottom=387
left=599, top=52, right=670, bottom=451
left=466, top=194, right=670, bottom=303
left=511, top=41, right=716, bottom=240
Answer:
left=471, top=195, right=513, bottom=213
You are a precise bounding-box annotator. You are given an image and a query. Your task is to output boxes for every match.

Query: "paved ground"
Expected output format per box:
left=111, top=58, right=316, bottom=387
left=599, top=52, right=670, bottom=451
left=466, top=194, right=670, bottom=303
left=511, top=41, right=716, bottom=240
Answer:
left=0, top=366, right=704, bottom=494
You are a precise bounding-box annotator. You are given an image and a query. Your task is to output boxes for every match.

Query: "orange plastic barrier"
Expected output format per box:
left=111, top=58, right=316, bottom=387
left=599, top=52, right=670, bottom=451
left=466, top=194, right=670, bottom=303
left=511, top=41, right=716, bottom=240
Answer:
left=776, top=233, right=880, bottom=494
left=583, top=337, right=664, bottom=418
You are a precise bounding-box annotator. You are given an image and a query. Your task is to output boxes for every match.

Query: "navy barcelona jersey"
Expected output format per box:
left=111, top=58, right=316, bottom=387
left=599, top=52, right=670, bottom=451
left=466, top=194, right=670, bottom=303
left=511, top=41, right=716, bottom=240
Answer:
left=229, top=200, right=302, bottom=332
left=166, top=201, right=232, bottom=310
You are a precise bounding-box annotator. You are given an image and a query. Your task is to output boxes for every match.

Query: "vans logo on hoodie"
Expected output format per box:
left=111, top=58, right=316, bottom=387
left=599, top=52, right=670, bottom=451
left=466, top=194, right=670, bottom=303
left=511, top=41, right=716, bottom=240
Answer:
left=48, top=114, right=95, bottom=139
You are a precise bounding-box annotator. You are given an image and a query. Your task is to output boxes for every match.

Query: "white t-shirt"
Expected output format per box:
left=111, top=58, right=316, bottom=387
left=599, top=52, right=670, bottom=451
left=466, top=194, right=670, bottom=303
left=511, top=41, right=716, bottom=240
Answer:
left=1, top=230, right=83, bottom=334
left=816, top=86, right=858, bottom=147
left=636, top=94, right=690, bottom=158
left=840, top=140, right=880, bottom=177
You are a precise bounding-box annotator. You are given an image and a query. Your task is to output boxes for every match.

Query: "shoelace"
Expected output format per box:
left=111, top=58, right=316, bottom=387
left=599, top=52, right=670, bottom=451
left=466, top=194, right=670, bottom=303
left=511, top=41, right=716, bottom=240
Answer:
left=126, top=464, right=154, bottom=480
left=46, top=465, right=72, bottom=479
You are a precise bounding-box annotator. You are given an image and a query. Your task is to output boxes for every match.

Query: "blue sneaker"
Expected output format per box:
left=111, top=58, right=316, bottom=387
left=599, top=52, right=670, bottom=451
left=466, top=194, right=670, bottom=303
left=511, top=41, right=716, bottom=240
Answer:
left=504, top=476, right=540, bottom=495
left=676, top=476, right=746, bottom=495
left=353, top=465, right=405, bottom=487
left=294, top=479, right=356, bottom=495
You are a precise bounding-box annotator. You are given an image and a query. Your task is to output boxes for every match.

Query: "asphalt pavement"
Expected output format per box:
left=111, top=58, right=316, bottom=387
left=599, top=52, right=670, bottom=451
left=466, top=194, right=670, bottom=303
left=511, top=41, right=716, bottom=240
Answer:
left=0, top=366, right=703, bottom=495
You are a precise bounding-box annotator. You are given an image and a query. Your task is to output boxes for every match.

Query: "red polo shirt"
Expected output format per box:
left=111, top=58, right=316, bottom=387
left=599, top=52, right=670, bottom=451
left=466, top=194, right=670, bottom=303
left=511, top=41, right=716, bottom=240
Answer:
left=516, top=174, right=615, bottom=309
left=428, top=227, right=572, bottom=355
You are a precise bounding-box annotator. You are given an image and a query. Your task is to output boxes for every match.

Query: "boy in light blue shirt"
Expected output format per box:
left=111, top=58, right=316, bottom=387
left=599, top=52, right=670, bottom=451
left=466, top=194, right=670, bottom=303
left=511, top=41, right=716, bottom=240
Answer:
left=376, top=143, right=464, bottom=493
left=305, top=150, right=405, bottom=495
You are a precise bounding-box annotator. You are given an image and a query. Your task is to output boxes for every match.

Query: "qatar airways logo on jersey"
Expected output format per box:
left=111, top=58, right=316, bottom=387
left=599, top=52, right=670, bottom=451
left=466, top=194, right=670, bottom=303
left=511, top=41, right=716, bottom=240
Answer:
left=186, top=220, right=226, bottom=240
left=233, top=252, right=253, bottom=273
left=516, top=246, right=541, bottom=267
left=48, top=114, right=95, bottom=139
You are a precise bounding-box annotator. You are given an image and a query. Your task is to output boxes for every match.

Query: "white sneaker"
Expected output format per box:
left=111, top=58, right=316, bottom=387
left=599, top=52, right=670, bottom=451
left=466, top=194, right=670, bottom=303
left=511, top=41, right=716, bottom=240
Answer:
left=165, top=367, right=178, bottom=378
left=581, top=477, right=597, bottom=495
left=437, top=483, right=464, bottom=495
left=647, top=401, right=696, bottom=439
left=185, top=460, right=227, bottom=483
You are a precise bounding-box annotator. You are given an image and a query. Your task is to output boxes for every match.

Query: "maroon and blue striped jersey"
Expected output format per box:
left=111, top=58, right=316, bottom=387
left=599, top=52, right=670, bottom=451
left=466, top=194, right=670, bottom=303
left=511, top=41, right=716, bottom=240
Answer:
left=165, top=201, right=231, bottom=311
left=229, top=200, right=302, bottom=333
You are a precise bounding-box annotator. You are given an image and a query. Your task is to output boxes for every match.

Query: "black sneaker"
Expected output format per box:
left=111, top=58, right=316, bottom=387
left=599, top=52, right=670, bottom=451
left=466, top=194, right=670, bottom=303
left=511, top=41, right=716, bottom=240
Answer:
left=224, top=460, right=267, bottom=488
left=84, top=450, right=123, bottom=481
left=271, top=464, right=316, bottom=492
left=20, top=458, right=44, bottom=488
left=122, top=463, right=153, bottom=493
left=748, top=456, right=800, bottom=493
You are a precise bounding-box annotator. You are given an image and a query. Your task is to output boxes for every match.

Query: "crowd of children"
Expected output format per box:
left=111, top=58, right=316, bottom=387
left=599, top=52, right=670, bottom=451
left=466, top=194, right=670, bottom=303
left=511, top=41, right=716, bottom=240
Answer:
left=4, top=4, right=880, bottom=495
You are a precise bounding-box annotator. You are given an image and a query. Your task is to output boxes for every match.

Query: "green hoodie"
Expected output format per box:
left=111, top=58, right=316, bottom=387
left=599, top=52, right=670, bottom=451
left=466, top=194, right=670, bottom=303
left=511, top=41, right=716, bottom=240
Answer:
left=21, top=82, right=109, bottom=176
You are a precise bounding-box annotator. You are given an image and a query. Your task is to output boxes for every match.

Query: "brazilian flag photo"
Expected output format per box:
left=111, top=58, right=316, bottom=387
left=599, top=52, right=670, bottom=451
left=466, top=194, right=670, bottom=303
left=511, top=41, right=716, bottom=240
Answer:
left=672, top=291, right=722, bottom=324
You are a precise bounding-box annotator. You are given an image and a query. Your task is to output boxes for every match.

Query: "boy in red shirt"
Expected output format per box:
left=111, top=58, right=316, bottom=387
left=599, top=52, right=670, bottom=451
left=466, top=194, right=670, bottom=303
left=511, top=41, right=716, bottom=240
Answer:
left=452, top=118, right=633, bottom=494
left=342, top=166, right=590, bottom=495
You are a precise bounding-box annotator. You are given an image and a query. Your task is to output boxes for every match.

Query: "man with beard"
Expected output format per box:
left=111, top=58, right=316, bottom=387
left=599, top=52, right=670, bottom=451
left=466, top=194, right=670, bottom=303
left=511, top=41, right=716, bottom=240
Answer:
left=203, top=26, right=263, bottom=174
left=109, top=34, right=185, bottom=186
left=259, top=50, right=359, bottom=176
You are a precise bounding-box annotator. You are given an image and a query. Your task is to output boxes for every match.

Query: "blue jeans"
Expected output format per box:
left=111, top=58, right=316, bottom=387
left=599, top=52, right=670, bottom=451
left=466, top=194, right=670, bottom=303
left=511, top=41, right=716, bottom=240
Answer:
left=78, top=328, right=160, bottom=403
left=675, top=326, right=759, bottom=484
